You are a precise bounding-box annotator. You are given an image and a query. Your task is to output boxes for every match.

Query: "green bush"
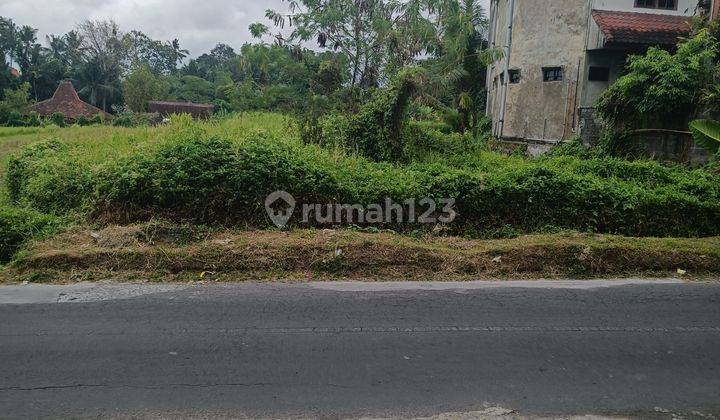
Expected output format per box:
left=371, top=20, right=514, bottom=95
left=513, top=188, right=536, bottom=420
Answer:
left=112, top=111, right=161, bottom=127
left=7, top=139, right=93, bottom=214
left=24, top=112, right=42, bottom=127
left=403, top=121, right=482, bottom=161
left=346, top=67, right=427, bottom=162
left=95, top=135, right=239, bottom=220
left=0, top=206, right=61, bottom=262
left=50, top=112, right=67, bottom=127
left=8, top=128, right=720, bottom=237
left=91, top=114, right=104, bottom=125
left=597, top=30, right=718, bottom=129
left=315, top=113, right=351, bottom=151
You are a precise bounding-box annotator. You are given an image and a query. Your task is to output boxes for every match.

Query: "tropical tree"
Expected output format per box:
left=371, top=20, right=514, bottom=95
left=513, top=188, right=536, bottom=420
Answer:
left=426, top=0, right=489, bottom=133
left=690, top=119, right=720, bottom=154
left=123, top=64, right=160, bottom=112
left=75, top=57, right=121, bottom=111
left=597, top=30, right=718, bottom=130
left=0, top=17, right=18, bottom=69
left=263, top=0, right=392, bottom=87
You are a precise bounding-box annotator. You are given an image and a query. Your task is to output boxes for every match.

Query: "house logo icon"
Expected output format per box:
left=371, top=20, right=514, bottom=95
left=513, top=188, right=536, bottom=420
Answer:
left=265, top=191, right=296, bottom=228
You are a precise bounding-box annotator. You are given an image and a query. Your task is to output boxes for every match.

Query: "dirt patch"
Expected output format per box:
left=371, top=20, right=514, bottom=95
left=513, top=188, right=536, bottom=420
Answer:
left=3, top=225, right=720, bottom=283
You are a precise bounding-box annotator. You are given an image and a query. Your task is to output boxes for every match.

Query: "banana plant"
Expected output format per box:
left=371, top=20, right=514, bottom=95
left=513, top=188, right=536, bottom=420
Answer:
left=690, top=119, right=720, bottom=154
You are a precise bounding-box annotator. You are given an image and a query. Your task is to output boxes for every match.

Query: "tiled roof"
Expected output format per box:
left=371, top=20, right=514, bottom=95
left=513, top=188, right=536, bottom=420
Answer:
left=31, top=81, right=109, bottom=119
left=592, top=10, right=691, bottom=46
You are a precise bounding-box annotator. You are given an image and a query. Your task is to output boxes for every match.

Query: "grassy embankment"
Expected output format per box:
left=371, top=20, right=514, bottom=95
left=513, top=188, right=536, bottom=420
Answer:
left=0, top=112, right=719, bottom=282
left=4, top=224, right=719, bottom=283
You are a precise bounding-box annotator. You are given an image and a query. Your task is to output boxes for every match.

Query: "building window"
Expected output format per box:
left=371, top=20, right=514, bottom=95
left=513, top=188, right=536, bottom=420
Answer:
left=588, top=66, right=610, bottom=82
left=542, top=67, right=563, bottom=82
left=635, top=0, right=677, bottom=10
left=509, top=69, right=521, bottom=84
left=499, top=72, right=505, bottom=85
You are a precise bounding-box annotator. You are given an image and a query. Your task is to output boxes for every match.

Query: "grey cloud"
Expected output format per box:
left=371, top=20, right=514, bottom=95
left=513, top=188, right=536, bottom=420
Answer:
left=0, top=0, right=290, bottom=56
left=1, top=0, right=490, bottom=58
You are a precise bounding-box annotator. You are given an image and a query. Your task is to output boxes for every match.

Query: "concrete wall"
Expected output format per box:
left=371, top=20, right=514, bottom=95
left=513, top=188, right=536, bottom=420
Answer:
left=581, top=50, right=629, bottom=107
left=485, top=0, right=698, bottom=142
left=487, top=0, right=591, bottom=141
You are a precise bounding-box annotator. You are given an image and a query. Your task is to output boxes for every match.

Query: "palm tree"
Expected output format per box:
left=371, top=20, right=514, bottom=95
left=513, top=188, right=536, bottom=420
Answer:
left=168, top=39, right=189, bottom=71
left=75, top=58, right=120, bottom=111
left=426, top=0, right=489, bottom=133
left=14, top=25, right=38, bottom=75
left=0, top=17, right=18, bottom=68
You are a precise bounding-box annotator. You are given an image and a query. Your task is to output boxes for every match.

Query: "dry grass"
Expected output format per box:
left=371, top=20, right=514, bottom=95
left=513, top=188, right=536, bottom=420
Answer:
left=4, top=225, right=719, bottom=283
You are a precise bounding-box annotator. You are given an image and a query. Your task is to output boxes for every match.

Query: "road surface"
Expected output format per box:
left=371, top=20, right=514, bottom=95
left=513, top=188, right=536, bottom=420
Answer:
left=1, top=280, right=719, bottom=419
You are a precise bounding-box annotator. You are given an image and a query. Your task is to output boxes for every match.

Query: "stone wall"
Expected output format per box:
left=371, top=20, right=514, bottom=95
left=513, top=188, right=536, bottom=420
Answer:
left=578, top=107, right=603, bottom=146
left=631, top=130, right=711, bottom=166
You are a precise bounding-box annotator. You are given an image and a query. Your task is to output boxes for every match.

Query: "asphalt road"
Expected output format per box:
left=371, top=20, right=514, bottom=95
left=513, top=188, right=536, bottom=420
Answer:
left=1, top=280, right=719, bottom=419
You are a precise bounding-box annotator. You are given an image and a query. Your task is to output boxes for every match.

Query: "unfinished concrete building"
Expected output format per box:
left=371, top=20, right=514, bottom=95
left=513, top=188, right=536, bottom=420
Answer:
left=485, top=0, right=713, bottom=152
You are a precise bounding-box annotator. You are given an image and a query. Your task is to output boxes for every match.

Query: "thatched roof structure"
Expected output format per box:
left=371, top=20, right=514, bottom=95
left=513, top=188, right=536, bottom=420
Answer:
left=31, top=81, right=109, bottom=119
left=148, top=101, right=214, bottom=119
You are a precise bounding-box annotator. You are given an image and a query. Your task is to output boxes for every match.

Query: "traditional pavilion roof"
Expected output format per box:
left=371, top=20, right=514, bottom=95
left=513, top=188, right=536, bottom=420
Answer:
left=30, top=80, right=109, bottom=119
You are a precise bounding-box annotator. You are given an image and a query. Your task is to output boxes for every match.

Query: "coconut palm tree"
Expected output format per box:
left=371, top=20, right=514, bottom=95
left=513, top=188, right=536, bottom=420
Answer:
left=74, top=57, right=121, bottom=111
left=426, top=0, right=489, bottom=133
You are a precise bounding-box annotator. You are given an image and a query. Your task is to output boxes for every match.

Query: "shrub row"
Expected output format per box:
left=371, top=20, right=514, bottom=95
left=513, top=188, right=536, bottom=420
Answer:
left=0, top=206, right=61, bottom=262
left=7, top=134, right=720, bottom=237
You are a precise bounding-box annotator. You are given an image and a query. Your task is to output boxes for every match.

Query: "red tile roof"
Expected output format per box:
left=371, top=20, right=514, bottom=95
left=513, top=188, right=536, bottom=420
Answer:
left=30, top=81, right=109, bottom=119
left=592, top=10, right=691, bottom=46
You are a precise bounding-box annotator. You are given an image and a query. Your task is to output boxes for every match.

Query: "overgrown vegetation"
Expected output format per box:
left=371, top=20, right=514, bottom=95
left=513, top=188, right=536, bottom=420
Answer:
left=0, top=206, right=60, bottom=262
left=596, top=24, right=720, bottom=158
left=2, top=116, right=718, bottom=248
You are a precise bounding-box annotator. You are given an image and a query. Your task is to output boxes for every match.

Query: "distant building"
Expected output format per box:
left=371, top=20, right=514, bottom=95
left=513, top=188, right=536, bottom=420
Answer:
left=148, top=101, right=215, bottom=119
left=486, top=0, right=702, bottom=148
left=31, top=80, right=109, bottom=120
left=9, top=67, right=20, bottom=78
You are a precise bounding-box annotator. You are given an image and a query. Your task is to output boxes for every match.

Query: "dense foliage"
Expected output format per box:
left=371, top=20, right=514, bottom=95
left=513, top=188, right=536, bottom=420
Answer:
left=5, top=120, right=719, bottom=239
left=0, top=206, right=60, bottom=262
left=597, top=30, right=718, bottom=130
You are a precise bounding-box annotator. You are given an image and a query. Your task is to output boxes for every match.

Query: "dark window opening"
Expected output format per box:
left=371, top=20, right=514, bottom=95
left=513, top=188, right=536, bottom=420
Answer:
left=635, top=0, right=677, bottom=9
left=543, top=67, right=563, bottom=82
left=509, top=69, right=521, bottom=84
left=588, top=66, right=610, bottom=82
left=499, top=72, right=505, bottom=85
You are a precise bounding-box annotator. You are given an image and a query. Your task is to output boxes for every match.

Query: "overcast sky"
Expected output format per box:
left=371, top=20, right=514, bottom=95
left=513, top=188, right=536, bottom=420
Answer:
left=0, top=0, right=293, bottom=57
left=1, top=0, right=490, bottom=58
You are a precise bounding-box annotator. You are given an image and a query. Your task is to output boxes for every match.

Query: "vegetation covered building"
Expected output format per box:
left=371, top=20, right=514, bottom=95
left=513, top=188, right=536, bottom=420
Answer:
left=148, top=101, right=214, bottom=119
left=485, top=0, right=707, bottom=149
left=30, top=80, right=108, bottom=120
